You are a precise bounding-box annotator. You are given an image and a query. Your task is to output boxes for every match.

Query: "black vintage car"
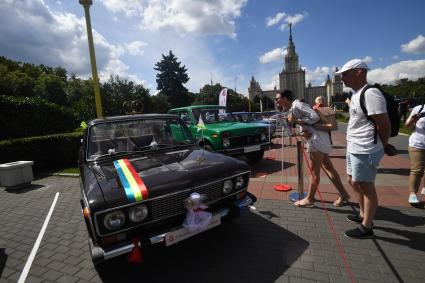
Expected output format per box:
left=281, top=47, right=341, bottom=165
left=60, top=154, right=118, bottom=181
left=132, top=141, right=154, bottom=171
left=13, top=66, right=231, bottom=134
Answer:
left=78, top=114, right=256, bottom=266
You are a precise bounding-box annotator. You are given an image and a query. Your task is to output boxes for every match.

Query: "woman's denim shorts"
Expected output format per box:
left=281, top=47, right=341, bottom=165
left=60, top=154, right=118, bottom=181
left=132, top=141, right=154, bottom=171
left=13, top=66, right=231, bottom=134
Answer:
left=346, top=148, right=384, bottom=182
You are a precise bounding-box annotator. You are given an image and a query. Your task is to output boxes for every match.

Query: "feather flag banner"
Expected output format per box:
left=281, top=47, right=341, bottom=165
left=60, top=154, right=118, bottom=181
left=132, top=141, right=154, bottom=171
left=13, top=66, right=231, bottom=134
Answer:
left=197, top=115, right=206, bottom=132
left=219, top=88, right=227, bottom=113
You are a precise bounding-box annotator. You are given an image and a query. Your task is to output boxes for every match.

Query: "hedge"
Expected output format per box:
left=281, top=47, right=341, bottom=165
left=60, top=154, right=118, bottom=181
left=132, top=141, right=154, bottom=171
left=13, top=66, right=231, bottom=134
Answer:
left=0, top=132, right=83, bottom=173
left=0, top=95, right=79, bottom=139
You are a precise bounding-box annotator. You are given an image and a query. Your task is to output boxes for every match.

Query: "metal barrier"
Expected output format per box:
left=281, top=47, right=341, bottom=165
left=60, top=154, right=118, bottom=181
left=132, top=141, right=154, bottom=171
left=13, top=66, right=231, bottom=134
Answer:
left=288, top=140, right=307, bottom=202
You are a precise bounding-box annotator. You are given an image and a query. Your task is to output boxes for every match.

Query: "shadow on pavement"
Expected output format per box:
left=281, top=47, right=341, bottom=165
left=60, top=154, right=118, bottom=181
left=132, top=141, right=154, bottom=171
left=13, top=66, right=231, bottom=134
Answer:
left=249, top=160, right=295, bottom=177
left=374, top=227, right=425, bottom=252
left=5, top=184, right=45, bottom=194
left=0, top=248, right=6, bottom=279
left=96, top=211, right=308, bottom=283
left=378, top=168, right=410, bottom=176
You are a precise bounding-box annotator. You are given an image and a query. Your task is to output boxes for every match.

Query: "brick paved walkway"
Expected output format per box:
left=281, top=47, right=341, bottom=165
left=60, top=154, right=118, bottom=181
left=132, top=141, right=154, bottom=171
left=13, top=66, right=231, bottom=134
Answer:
left=252, top=129, right=414, bottom=208
left=0, top=129, right=424, bottom=283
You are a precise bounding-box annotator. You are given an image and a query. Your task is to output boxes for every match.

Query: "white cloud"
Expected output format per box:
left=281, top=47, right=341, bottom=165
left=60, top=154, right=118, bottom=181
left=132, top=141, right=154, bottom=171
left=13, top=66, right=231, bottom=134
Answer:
left=305, top=66, right=331, bottom=86
left=279, top=12, right=308, bottom=31
left=0, top=0, right=146, bottom=84
left=259, top=48, right=287, bottom=64
left=362, top=56, right=373, bottom=64
left=285, top=13, right=308, bottom=25
left=101, top=0, right=247, bottom=38
left=368, top=60, right=425, bottom=85
left=125, top=41, right=148, bottom=56
left=100, top=0, right=144, bottom=17
left=401, top=34, right=425, bottom=54
left=262, top=74, right=280, bottom=90
left=266, top=12, right=285, bottom=27
left=391, top=55, right=399, bottom=60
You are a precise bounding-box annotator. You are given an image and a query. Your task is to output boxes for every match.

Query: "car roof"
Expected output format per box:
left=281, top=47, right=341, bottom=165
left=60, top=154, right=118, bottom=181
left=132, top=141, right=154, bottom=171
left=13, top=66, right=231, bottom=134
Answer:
left=170, top=105, right=226, bottom=111
left=88, top=113, right=178, bottom=126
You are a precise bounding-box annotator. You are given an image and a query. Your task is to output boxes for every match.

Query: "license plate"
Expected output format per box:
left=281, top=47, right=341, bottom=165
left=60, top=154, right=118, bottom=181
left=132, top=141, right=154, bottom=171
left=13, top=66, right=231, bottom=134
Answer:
left=164, top=215, right=221, bottom=246
left=244, top=145, right=261, bottom=153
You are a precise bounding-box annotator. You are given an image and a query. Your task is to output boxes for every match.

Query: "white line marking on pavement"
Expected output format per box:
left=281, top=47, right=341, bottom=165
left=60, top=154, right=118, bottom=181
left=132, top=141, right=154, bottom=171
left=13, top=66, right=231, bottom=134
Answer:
left=18, top=192, right=59, bottom=283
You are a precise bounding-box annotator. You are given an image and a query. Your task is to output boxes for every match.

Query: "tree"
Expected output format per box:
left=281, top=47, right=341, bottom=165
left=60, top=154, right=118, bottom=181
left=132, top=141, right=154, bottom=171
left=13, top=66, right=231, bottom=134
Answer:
left=154, top=51, right=189, bottom=108
left=34, top=73, right=68, bottom=106
left=100, top=75, right=151, bottom=116
left=195, top=83, right=251, bottom=111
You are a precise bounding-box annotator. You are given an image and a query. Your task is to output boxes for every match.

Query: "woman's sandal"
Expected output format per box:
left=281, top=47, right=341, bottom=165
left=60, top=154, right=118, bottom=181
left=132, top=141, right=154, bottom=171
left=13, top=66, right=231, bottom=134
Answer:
left=294, top=199, right=315, bottom=207
left=333, top=196, right=350, bottom=207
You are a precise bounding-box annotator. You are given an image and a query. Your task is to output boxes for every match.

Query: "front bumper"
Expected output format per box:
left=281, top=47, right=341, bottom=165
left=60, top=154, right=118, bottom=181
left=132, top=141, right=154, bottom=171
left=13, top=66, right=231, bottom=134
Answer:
left=90, top=193, right=256, bottom=263
left=218, top=142, right=271, bottom=155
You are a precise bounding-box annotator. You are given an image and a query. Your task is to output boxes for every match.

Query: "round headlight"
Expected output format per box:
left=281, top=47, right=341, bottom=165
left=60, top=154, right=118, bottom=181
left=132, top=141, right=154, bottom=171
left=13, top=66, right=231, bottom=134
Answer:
left=235, top=176, right=244, bottom=189
left=223, top=138, right=230, bottom=147
left=260, top=133, right=267, bottom=141
left=103, top=210, right=126, bottom=230
left=223, top=180, right=233, bottom=194
left=129, top=204, right=149, bottom=223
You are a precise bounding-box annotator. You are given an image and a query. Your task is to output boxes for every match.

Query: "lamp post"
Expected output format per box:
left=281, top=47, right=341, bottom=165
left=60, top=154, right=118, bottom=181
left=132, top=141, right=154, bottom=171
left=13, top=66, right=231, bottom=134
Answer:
left=79, top=0, right=103, bottom=118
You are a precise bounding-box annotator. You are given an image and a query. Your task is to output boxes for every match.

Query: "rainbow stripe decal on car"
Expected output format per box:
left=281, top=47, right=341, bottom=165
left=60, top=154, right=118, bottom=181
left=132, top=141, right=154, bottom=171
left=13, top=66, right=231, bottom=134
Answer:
left=113, top=159, right=149, bottom=202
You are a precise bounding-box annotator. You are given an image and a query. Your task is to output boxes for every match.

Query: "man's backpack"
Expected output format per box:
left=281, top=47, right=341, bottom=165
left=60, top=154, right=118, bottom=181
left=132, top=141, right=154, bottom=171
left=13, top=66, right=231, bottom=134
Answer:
left=360, top=84, right=400, bottom=144
left=312, top=107, right=338, bottom=132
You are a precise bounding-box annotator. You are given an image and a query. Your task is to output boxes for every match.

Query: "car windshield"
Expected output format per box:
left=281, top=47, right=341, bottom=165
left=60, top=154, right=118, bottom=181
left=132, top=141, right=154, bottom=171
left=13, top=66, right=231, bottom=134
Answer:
left=86, top=117, right=196, bottom=161
left=233, top=112, right=262, bottom=122
left=192, top=108, right=236, bottom=124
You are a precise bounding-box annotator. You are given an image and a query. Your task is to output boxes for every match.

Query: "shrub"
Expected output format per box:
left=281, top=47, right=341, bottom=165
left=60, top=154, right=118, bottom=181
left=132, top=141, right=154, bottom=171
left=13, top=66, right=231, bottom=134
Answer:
left=0, top=95, right=78, bottom=139
left=0, top=132, right=82, bottom=173
left=336, top=113, right=349, bottom=123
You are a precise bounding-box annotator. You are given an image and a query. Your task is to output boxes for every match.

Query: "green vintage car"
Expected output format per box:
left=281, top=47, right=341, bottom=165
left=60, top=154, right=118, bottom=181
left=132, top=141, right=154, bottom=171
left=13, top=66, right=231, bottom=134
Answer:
left=169, top=105, right=271, bottom=162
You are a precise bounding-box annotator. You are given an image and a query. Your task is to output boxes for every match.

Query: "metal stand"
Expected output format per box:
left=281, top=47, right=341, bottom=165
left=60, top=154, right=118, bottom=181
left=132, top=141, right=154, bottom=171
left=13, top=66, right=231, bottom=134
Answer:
left=265, top=121, right=275, bottom=160
left=289, top=140, right=307, bottom=202
left=274, top=129, right=292, bottom=192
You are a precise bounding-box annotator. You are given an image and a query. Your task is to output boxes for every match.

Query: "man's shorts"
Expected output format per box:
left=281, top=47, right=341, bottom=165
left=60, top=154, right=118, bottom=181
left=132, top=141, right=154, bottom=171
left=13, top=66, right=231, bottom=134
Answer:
left=346, top=148, right=384, bottom=182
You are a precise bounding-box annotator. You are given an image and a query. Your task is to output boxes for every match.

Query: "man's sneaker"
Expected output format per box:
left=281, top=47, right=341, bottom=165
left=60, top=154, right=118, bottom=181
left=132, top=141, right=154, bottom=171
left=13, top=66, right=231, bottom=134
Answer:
left=344, top=225, right=374, bottom=239
left=346, top=214, right=362, bottom=224
left=409, top=194, right=419, bottom=205
left=421, top=187, right=425, bottom=195
left=346, top=214, right=374, bottom=227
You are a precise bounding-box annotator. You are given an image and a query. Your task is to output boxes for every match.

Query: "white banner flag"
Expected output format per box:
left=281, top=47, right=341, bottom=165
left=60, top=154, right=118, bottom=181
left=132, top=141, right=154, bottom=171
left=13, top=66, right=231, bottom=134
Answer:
left=219, top=88, right=227, bottom=113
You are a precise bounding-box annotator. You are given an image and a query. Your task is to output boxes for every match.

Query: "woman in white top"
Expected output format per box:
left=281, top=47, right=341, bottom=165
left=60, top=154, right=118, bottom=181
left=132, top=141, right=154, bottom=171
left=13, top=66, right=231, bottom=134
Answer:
left=405, top=104, right=425, bottom=205
left=275, top=90, right=350, bottom=207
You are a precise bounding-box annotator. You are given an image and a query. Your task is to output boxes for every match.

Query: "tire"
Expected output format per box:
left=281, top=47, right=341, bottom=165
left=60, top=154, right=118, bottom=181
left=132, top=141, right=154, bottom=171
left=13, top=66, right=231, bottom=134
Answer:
left=246, top=149, right=264, bottom=163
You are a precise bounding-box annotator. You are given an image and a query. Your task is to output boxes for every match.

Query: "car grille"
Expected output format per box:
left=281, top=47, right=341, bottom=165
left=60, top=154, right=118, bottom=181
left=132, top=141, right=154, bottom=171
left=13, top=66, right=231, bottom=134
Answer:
left=151, top=180, right=224, bottom=220
left=228, top=134, right=262, bottom=148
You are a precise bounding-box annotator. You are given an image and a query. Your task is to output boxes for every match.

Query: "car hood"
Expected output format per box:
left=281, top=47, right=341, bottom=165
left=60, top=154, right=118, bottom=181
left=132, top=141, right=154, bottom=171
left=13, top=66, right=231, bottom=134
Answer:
left=84, top=148, right=250, bottom=210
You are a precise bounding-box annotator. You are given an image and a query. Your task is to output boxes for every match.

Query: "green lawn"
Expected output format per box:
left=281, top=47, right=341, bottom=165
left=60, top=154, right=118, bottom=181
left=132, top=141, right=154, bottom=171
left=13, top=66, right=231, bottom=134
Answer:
left=336, top=114, right=412, bottom=135
left=55, top=167, right=79, bottom=174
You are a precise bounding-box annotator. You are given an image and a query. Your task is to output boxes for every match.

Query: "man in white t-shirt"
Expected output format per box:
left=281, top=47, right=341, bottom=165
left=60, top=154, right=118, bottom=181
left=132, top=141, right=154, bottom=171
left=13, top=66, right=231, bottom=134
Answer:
left=335, top=59, right=391, bottom=239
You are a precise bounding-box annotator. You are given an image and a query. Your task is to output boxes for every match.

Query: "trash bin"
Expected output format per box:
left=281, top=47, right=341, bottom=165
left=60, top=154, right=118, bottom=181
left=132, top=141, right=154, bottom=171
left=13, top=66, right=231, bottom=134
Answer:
left=0, top=161, right=34, bottom=189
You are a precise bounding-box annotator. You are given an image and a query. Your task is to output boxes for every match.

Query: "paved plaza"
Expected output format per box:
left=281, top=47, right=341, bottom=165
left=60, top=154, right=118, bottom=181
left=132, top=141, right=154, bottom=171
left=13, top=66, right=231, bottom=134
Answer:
left=0, top=127, right=424, bottom=283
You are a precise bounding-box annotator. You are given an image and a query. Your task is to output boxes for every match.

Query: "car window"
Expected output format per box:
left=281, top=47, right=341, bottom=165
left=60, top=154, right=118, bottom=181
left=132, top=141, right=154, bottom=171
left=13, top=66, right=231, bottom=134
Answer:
left=87, top=117, right=196, bottom=160
left=192, top=108, right=236, bottom=123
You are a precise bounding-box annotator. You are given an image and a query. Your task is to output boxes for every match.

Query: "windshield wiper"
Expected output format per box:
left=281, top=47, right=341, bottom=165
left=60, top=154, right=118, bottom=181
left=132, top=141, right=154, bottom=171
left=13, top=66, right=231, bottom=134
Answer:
left=92, top=149, right=146, bottom=161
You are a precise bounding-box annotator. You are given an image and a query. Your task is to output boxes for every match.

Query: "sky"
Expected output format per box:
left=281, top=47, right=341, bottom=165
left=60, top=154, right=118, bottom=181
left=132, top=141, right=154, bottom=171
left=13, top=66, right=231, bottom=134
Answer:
left=1, top=0, right=425, bottom=96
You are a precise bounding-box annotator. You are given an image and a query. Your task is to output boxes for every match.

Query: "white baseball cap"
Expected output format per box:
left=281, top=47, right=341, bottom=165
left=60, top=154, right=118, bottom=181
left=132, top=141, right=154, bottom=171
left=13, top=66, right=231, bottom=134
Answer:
left=335, top=59, right=369, bottom=74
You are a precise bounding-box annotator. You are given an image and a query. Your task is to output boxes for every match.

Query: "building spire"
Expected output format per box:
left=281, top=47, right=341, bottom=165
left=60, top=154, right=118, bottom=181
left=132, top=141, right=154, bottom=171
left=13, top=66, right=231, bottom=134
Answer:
left=289, top=23, right=293, bottom=42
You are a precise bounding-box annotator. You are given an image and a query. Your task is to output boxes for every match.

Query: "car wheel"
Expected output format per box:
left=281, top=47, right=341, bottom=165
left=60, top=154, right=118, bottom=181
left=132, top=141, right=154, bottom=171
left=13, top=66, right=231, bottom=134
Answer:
left=246, top=149, right=264, bottom=163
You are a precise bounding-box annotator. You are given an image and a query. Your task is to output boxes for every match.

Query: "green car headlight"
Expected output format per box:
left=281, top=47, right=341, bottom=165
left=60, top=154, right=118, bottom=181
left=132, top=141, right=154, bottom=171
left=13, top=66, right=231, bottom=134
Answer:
left=223, top=138, right=230, bottom=147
